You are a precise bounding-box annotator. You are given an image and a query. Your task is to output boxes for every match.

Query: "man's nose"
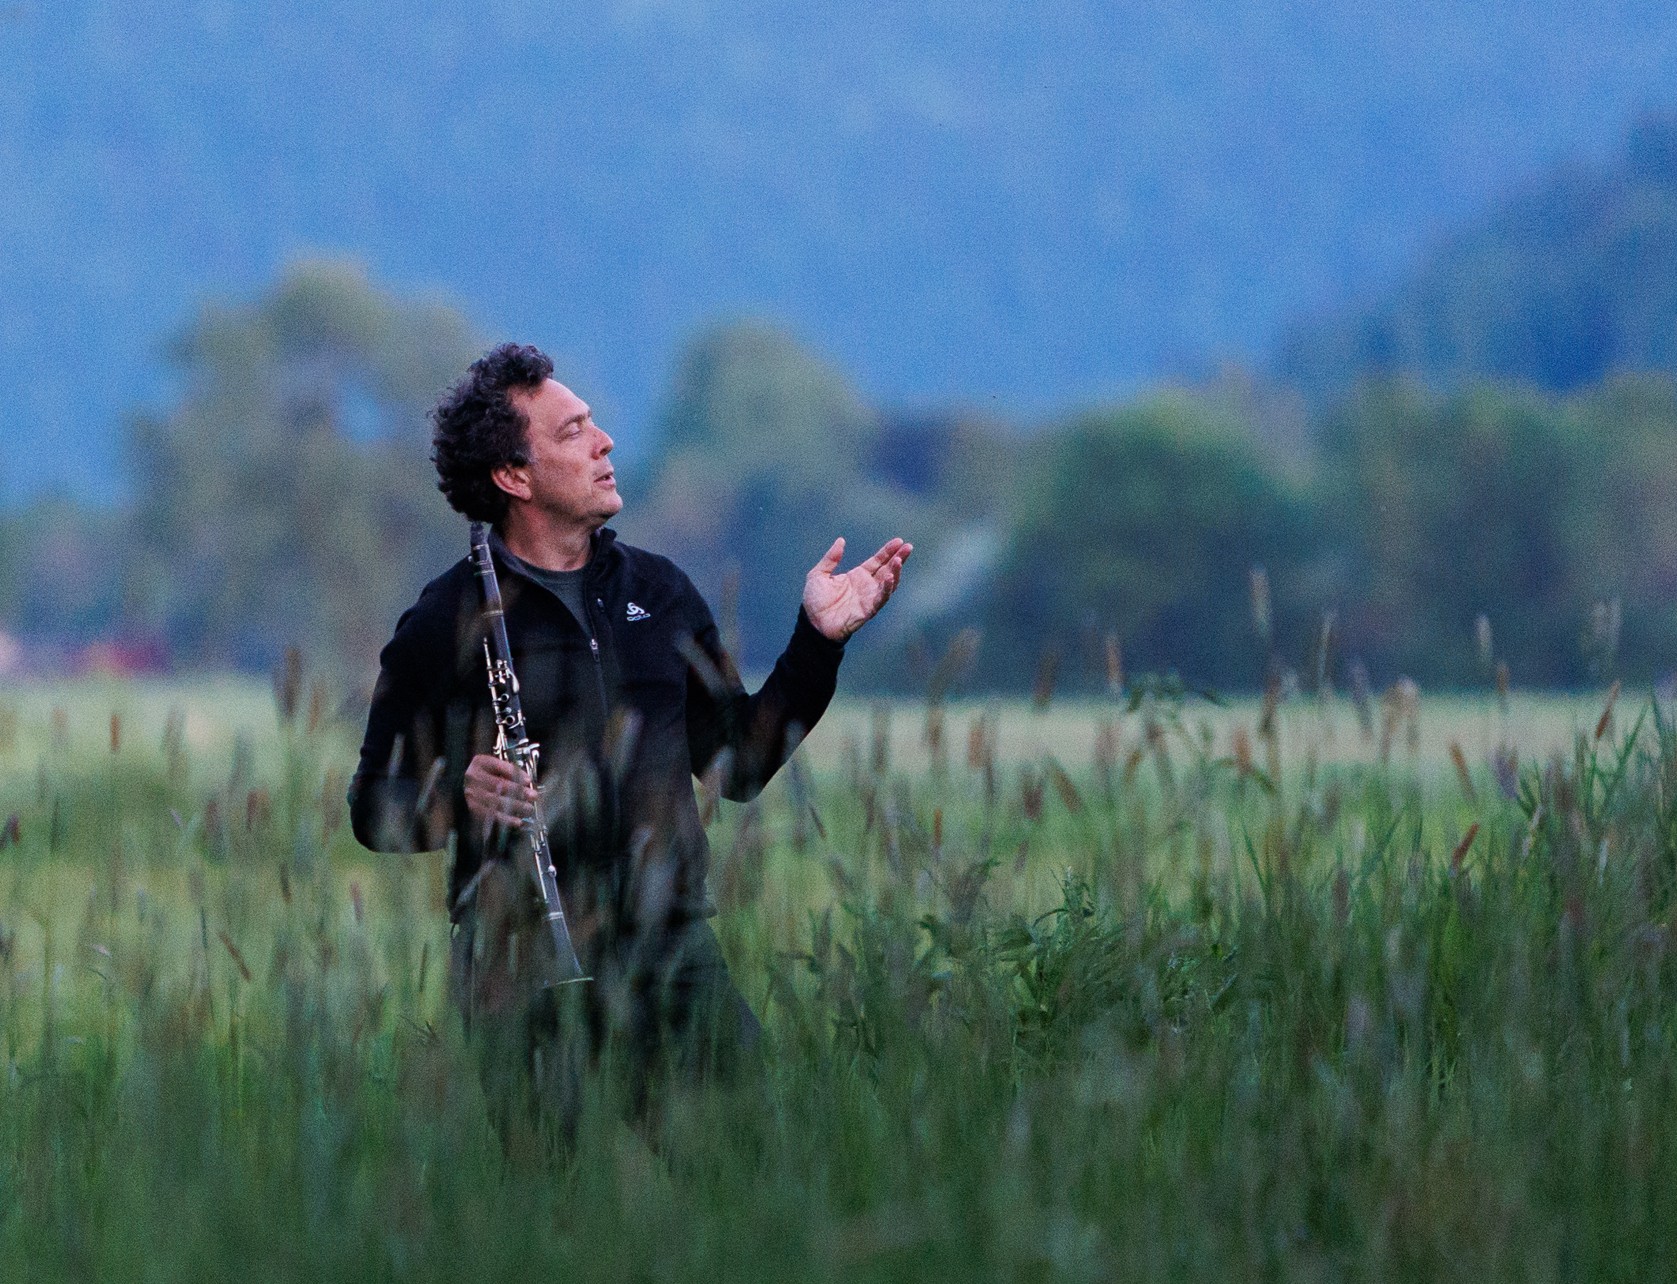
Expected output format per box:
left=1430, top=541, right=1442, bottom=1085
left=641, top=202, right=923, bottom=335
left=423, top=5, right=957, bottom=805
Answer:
left=595, top=426, right=614, bottom=454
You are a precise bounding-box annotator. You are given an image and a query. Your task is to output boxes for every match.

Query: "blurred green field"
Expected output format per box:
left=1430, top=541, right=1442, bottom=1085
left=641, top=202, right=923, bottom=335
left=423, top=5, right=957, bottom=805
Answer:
left=0, top=674, right=1673, bottom=1281
left=0, top=670, right=1623, bottom=780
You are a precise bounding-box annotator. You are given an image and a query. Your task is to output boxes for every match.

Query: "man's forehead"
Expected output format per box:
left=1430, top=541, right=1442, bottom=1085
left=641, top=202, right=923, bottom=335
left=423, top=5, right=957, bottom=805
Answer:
left=513, top=377, right=590, bottom=424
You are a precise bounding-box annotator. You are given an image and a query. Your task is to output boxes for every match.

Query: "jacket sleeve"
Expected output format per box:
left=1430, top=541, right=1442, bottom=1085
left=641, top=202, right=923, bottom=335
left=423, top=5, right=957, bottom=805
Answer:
left=683, top=584, right=846, bottom=803
left=348, top=601, right=460, bottom=853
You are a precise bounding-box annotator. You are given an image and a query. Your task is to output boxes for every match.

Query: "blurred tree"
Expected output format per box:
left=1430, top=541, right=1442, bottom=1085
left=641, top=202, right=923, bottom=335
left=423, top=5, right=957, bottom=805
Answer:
left=870, top=409, right=1022, bottom=523
left=1283, top=113, right=1677, bottom=400
left=0, top=496, right=128, bottom=654
left=978, top=395, right=1321, bottom=691
left=833, top=409, right=1024, bottom=692
left=126, top=261, right=479, bottom=675
left=1321, top=381, right=1586, bottom=684
left=1564, top=375, right=1677, bottom=678
left=622, top=322, right=923, bottom=670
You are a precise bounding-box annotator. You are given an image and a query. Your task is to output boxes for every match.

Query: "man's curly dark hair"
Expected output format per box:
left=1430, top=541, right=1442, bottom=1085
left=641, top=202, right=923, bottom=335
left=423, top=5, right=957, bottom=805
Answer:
left=430, top=342, right=555, bottom=524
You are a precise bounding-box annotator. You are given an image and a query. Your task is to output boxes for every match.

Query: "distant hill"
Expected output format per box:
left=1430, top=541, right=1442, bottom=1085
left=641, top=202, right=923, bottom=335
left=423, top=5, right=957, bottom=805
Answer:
left=4, top=2, right=1677, bottom=501
left=1279, top=115, right=1677, bottom=398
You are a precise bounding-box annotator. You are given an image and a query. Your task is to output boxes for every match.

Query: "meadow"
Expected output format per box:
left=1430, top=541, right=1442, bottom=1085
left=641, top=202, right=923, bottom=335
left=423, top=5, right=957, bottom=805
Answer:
left=1, top=673, right=1674, bottom=1282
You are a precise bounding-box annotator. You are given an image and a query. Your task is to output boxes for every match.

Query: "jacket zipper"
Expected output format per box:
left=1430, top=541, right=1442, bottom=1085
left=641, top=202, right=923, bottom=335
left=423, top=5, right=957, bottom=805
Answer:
left=585, top=596, right=609, bottom=723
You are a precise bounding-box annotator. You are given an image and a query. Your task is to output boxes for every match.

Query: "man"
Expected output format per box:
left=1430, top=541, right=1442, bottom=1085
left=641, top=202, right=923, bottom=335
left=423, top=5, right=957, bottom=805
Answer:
left=349, top=342, right=909, bottom=1143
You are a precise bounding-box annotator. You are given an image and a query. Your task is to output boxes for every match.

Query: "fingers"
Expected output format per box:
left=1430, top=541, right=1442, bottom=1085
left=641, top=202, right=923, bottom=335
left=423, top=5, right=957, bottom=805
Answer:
left=857, top=537, right=906, bottom=575
left=879, top=565, right=900, bottom=598
left=468, top=754, right=525, bottom=785
left=464, top=753, right=538, bottom=828
left=820, top=537, right=913, bottom=580
left=869, top=541, right=913, bottom=591
left=472, top=787, right=536, bottom=829
left=865, top=543, right=912, bottom=611
left=810, top=537, right=845, bottom=577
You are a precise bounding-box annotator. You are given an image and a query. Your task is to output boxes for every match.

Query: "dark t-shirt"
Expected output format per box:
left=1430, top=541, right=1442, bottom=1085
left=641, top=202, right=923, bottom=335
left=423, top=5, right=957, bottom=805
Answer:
left=500, top=548, right=590, bottom=634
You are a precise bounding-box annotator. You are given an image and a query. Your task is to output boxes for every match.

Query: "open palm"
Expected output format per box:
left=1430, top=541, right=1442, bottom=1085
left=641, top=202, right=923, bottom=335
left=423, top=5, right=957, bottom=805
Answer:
left=803, top=537, right=913, bottom=642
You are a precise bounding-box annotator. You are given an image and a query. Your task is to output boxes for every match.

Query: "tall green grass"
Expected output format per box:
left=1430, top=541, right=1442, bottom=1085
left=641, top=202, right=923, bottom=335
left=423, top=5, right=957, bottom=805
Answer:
left=2, top=679, right=1675, bottom=1281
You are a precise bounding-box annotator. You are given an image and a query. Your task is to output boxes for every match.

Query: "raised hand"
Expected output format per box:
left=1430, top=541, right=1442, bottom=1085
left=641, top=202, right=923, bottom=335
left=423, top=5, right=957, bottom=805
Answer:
left=803, top=537, right=913, bottom=642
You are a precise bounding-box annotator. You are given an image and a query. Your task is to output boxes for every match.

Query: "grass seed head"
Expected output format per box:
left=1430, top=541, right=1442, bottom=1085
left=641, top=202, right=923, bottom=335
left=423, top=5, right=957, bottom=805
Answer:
left=1123, top=746, right=1145, bottom=784
left=217, top=930, right=253, bottom=983
left=1249, top=565, right=1272, bottom=647
left=1093, top=718, right=1119, bottom=784
left=162, top=709, right=186, bottom=781
left=273, top=646, right=303, bottom=724
left=927, top=628, right=981, bottom=704
left=1047, top=758, right=1084, bottom=814
left=1315, top=610, right=1337, bottom=695
left=1449, top=742, right=1477, bottom=804
left=1233, top=726, right=1253, bottom=778
left=1348, top=660, right=1374, bottom=739
left=1595, top=680, right=1622, bottom=741
left=307, top=679, right=328, bottom=734
left=1031, top=648, right=1060, bottom=711
left=322, top=767, right=349, bottom=842
left=201, top=801, right=223, bottom=860
left=870, top=703, right=891, bottom=774
left=1493, top=744, right=1520, bottom=800
left=1399, top=678, right=1421, bottom=753
left=1380, top=679, right=1421, bottom=759
left=245, top=788, right=271, bottom=832
left=1586, top=598, right=1622, bottom=679
left=922, top=704, right=945, bottom=763
left=1259, top=669, right=1281, bottom=739
left=1451, top=823, right=1480, bottom=875
left=1104, top=632, right=1123, bottom=698
left=966, top=714, right=992, bottom=772
left=1019, top=767, right=1045, bottom=821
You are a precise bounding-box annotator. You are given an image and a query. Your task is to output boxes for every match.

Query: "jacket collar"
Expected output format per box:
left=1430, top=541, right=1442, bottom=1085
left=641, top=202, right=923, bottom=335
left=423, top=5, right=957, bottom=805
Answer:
left=487, top=525, right=620, bottom=587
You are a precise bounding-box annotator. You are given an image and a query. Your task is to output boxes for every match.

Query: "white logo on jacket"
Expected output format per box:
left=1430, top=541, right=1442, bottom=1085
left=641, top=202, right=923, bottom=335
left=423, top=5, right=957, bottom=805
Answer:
left=625, top=601, right=651, bottom=622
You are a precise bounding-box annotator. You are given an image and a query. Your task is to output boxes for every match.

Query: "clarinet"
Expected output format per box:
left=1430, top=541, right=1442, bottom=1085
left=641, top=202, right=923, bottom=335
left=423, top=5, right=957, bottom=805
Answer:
left=469, top=522, right=590, bottom=986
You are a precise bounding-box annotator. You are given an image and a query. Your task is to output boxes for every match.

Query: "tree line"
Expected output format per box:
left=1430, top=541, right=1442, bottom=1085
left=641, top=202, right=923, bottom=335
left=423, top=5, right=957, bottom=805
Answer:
left=2, top=262, right=1673, bottom=694
left=1282, top=113, right=1677, bottom=404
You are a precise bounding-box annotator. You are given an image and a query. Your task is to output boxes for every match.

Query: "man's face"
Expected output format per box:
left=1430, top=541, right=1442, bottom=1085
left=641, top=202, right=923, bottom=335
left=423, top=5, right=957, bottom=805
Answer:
left=503, top=378, right=622, bottom=527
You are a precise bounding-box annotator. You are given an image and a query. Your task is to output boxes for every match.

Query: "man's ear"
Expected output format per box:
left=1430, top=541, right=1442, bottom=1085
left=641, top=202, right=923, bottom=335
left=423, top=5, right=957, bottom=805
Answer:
left=491, top=462, right=531, bottom=501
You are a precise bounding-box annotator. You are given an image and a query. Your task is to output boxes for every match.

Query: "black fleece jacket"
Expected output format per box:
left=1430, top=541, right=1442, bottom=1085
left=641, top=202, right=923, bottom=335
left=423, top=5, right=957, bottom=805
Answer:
left=348, top=527, right=844, bottom=941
